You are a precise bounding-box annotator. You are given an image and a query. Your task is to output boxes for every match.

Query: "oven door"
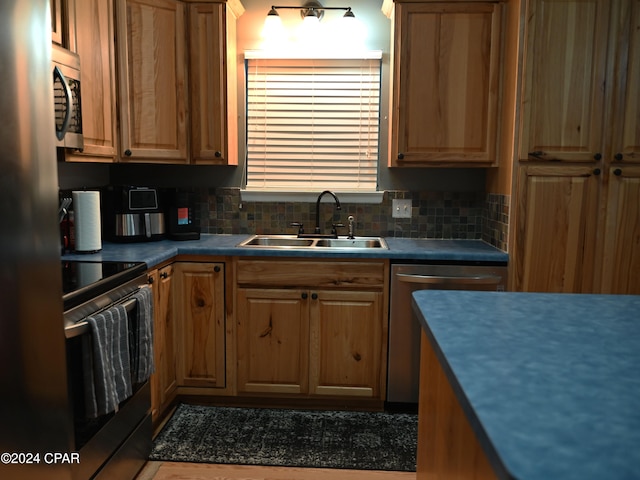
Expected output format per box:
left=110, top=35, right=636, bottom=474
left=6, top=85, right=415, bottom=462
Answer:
left=64, top=279, right=151, bottom=480
left=387, top=264, right=507, bottom=405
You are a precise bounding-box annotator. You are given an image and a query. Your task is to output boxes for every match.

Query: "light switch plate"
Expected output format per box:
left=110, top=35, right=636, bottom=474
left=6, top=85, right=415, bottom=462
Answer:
left=392, top=199, right=412, bottom=218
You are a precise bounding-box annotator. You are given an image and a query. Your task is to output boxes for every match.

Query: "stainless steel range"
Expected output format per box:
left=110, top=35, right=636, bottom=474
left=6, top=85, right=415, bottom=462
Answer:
left=62, top=260, right=152, bottom=480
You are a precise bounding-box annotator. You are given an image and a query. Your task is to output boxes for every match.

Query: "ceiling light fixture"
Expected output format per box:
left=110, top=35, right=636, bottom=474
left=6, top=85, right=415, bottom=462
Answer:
left=266, top=1, right=355, bottom=24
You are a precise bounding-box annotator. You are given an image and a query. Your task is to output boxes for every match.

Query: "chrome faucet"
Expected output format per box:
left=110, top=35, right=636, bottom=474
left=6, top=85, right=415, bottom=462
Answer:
left=314, top=190, right=341, bottom=235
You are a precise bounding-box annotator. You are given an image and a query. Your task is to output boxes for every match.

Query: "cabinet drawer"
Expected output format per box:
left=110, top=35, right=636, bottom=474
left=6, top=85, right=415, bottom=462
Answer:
left=236, top=259, right=386, bottom=289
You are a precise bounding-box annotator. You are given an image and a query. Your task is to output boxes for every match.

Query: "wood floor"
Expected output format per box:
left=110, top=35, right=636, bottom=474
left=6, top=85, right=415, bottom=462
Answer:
left=137, top=462, right=416, bottom=480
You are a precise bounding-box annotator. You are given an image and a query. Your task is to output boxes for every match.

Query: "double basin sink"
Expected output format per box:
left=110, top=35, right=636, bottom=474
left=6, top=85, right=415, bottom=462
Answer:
left=237, top=234, right=388, bottom=250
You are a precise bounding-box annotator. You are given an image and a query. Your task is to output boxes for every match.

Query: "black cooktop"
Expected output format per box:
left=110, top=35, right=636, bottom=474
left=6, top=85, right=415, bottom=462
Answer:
left=62, top=260, right=147, bottom=311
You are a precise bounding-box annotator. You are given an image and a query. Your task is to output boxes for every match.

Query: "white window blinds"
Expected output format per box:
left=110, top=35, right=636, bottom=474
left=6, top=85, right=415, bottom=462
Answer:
left=245, top=55, right=381, bottom=192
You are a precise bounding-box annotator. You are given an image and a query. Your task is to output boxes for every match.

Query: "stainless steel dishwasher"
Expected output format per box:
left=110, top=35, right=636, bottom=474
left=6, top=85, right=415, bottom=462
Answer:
left=387, top=263, right=507, bottom=405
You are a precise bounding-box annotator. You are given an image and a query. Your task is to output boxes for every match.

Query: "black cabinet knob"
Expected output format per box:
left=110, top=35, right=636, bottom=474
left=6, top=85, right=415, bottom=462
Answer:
left=147, top=276, right=154, bottom=284
left=311, top=293, right=318, bottom=300
left=397, top=153, right=404, bottom=160
left=215, top=151, right=222, bottom=158
left=614, top=153, right=623, bottom=161
left=160, top=271, right=168, bottom=279
left=593, top=168, right=601, bottom=176
left=302, top=292, right=308, bottom=300
left=214, top=265, right=221, bottom=273
left=614, top=169, right=622, bottom=176
left=124, top=149, right=132, bottom=156
left=594, top=153, right=602, bottom=161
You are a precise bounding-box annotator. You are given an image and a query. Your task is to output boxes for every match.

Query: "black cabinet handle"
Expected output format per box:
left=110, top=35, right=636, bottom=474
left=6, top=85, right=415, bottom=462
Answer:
left=528, top=151, right=545, bottom=159
left=311, top=293, right=318, bottom=300
left=614, top=169, right=622, bottom=176
left=160, top=271, right=168, bottom=279
left=124, top=149, right=132, bottom=156
left=302, top=292, right=308, bottom=300
left=614, top=153, right=623, bottom=161
left=214, top=265, right=221, bottom=273
left=147, top=276, right=154, bottom=284
left=594, top=153, right=602, bottom=161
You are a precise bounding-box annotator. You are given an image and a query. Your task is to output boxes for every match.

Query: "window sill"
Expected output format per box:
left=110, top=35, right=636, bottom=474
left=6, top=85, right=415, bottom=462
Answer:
left=240, top=190, right=385, bottom=204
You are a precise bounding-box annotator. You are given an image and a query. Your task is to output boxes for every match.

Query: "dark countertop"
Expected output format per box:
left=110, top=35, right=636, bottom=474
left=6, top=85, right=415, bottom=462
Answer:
left=412, top=290, right=640, bottom=480
left=61, top=234, right=508, bottom=268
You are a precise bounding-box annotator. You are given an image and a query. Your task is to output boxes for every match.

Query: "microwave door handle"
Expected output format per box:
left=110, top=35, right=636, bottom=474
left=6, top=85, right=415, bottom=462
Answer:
left=396, top=273, right=502, bottom=286
left=53, top=66, right=73, bottom=141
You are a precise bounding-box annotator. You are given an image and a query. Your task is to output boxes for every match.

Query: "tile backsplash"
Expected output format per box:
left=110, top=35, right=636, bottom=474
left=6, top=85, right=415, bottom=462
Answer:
left=197, top=188, right=509, bottom=252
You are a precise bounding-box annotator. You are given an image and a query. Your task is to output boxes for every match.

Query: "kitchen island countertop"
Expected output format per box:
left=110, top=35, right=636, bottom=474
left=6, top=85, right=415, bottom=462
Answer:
left=61, top=234, right=508, bottom=268
left=412, top=290, right=640, bottom=480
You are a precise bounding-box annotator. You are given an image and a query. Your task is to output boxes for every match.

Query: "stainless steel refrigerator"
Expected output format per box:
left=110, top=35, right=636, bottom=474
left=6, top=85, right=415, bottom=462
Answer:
left=0, top=1, right=73, bottom=479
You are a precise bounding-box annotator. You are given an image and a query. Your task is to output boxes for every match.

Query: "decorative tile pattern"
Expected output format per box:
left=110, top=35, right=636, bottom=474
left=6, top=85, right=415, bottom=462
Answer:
left=197, top=188, right=509, bottom=252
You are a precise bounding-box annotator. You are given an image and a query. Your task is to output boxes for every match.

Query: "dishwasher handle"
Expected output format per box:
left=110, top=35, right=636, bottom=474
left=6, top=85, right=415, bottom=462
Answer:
left=395, top=273, right=503, bottom=286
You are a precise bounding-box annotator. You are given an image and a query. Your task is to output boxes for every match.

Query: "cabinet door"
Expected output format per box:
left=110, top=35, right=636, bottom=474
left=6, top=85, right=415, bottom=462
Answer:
left=611, top=0, right=640, bottom=164
left=116, top=0, right=188, bottom=162
left=150, top=265, right=175, bottom=422
left=512, top=165, right=601, bottom=292
left=188, top=3, right=236, bottom=165
left=519, top=0, right=610, bottom=162
left=51, top=0, right=63, bottom=45
left=601, top=167, right=640, bottom=294
left=309, top=290, right=384, bottom=398
left=70, top=0, right=117, bottom=161
left=175, top=262, right=225, bottom=388
left=390, top=2, right=503, bottom=166
left=236, top=288, right=310, bottom=395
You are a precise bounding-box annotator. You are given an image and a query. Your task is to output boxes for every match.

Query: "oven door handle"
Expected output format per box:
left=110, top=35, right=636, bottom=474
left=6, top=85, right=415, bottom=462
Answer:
left=395, top=273, right=503, bottom=286
left=64, top=296, right=138, bottom=339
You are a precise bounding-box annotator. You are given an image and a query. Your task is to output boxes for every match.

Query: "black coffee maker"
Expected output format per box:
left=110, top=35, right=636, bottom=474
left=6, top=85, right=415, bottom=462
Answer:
left=166, top=188, right=200, bottom=241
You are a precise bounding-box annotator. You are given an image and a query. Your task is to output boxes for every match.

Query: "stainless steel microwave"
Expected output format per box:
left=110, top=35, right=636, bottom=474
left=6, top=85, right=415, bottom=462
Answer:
left=52, top=44, right=83, bottom=150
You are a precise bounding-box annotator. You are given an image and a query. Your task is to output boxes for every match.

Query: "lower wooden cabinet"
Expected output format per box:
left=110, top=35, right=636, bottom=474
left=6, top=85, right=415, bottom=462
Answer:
left=309, top=290, right=384, bottom=398
left=235, top=259, right=389, bottom=400
left=174, top=262, right=226, bottom=388
left=512, top=165, right=600, bottom=292
left=600, top=166, right=640, bottom=294
left=149, top=264, right=176, bottom=422
left=236, top=288, right=309, bottom=395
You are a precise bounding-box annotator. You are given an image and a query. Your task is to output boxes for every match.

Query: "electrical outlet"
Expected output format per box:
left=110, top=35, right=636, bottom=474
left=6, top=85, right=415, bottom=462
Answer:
left=392, top=199, right=412, bottom=218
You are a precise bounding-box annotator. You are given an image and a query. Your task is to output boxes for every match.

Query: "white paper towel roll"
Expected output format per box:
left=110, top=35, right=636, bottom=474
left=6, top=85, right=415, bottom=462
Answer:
left=73, top=190, right=102, bottom=252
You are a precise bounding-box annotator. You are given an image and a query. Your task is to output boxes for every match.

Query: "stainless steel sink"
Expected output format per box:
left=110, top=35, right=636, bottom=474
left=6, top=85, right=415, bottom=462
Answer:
left=237, top=234, right=388, bottom=250
left=240, top=236, right=315, bottom=247
left=314, top=238, right=385, bottom=249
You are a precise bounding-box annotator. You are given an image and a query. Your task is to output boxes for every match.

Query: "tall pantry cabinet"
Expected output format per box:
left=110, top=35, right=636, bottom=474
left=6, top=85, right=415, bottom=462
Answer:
left=511, top=0, right=640, bottom=293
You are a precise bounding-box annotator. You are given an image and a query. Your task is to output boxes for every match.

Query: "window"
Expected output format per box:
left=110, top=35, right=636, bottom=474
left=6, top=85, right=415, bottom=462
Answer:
left=244, top=53, right=382, bottom=193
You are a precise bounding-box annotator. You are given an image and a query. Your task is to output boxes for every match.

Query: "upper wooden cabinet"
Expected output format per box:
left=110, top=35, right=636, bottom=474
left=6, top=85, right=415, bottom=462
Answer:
left=116, top=0, right=188, bottom=162
left=385, top=1, right=505, bottom=167
left=65, top=0, right=118, bottom=162
left=188, top=3, right=239, bottom=165
left=115, top=0, right=242, bottom=164
left=610, top=0, right=640, bottom=164
left=51, top=0, right=76, bottom=51
left=519, top=0, right=640, bottom=164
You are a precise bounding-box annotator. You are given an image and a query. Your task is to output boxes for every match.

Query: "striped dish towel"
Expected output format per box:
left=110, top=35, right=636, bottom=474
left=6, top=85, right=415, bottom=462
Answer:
left=82, top=304, right=133, bottom=418
left=132, top=285, right=154, bottom=384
